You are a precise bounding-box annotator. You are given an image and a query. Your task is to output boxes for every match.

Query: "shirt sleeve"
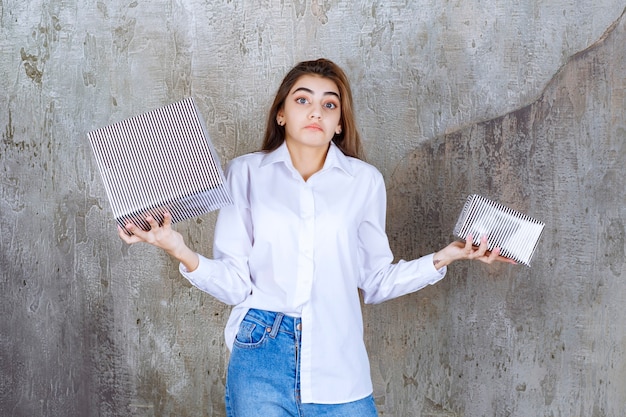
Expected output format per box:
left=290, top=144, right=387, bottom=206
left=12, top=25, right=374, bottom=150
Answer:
left=357, top=170, right=446, bottom=304
left=178, top=158, right=253, bottom=305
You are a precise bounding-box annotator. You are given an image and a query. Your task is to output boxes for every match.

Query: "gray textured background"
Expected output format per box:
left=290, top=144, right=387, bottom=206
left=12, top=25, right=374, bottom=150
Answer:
left=2, top=1, right=625, bottom=416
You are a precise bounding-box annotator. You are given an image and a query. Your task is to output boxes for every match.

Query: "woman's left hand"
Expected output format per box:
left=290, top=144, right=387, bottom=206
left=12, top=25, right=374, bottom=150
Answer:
left=433, top=234, right=517, bottom=269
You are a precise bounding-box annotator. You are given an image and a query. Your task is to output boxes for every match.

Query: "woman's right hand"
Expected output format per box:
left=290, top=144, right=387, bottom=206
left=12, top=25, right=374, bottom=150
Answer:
left=117, top=212, right=200, bottom=272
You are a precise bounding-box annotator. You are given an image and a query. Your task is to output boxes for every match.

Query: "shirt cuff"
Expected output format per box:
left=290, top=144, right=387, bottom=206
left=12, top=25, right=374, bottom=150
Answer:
left=425, top=253, right=447, bottom=283
left=179, top=254, right=214, bottom=289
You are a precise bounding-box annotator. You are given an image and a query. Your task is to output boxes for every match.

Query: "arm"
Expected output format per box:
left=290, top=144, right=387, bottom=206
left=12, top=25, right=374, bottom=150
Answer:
left=117, top=158, right=254, bottom=305
left=118, top=207, right=252, bottom=305
left=358, top=171, right=515, bottom=304
left=357, top=172, right=446, bottom=303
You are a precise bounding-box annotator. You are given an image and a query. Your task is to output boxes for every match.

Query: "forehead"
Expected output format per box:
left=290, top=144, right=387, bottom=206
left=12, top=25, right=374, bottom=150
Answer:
left=290, top=74, right=340, bottom=96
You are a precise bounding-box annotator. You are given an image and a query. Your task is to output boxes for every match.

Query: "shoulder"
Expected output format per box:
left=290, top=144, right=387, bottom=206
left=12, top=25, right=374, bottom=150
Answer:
left=225, top=151, right=264, bottom=174
left=345, top=156, right=385, bottom=184
left=329, top=143, right=383, bottom=183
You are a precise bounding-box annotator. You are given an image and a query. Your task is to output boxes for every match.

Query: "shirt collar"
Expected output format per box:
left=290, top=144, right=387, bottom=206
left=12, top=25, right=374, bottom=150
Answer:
left=260, top=141, right=354, bottom=177
left=323, top=141, right=354, bottom=177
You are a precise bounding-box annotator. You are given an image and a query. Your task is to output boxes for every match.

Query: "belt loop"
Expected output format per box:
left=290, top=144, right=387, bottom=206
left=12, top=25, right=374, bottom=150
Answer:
left=269, top=312, right=284, bottom=338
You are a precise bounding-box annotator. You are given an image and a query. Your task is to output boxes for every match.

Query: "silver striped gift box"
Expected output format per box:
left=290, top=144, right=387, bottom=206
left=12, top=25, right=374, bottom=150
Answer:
left=453, top=194, right=545, bottom=266
left=88, top=97, right=232, bottom=233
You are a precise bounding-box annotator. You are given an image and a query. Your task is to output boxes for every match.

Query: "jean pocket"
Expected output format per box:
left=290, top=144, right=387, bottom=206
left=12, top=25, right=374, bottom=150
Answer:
left=233, top=319, right=269, bottom=349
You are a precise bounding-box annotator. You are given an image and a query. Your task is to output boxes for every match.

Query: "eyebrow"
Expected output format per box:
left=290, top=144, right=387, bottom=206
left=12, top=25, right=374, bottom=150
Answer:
left=292, top=87, right=340, bottom=99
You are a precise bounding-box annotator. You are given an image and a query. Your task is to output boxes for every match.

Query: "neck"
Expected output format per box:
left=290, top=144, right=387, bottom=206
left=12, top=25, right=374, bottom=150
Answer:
left=286, top=142, right=329, bottom=181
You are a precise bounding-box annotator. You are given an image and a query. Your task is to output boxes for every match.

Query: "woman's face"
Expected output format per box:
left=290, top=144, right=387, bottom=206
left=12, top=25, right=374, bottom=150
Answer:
left=277, top=74, right=342, bottom=152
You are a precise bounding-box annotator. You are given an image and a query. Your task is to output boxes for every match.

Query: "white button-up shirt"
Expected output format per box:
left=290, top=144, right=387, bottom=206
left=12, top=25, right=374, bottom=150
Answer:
left=180, top=141, right=446, bottom=404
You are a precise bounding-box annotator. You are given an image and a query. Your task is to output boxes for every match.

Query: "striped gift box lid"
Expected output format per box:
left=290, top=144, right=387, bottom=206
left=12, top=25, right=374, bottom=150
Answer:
left=88, top=97, right=232, bottom=233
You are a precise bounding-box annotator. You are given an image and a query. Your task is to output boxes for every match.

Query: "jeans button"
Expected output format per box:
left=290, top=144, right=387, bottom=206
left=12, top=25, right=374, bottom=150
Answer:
left=296, top=323, right=302, bottom=331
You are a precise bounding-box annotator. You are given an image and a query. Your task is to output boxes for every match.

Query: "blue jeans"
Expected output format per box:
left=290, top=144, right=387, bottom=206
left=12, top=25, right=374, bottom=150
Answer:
left=225, top=308, right=379, bottom=417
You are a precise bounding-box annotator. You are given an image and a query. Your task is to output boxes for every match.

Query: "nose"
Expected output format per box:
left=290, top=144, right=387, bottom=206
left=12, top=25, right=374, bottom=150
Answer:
left=309, top=103, right=322, bottom=119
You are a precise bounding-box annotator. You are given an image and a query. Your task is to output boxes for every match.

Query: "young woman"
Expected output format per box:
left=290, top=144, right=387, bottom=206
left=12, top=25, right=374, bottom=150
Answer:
left=118, top=58, right=514, bottom=416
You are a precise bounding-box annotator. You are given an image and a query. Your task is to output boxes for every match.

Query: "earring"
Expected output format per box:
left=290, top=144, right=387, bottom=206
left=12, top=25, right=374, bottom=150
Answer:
left=277, top=119, right=284, bottom=126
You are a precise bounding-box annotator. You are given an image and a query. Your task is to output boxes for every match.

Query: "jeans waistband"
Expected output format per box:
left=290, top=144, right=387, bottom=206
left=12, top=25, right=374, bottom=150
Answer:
left=245, top=308, right=302, bottom=336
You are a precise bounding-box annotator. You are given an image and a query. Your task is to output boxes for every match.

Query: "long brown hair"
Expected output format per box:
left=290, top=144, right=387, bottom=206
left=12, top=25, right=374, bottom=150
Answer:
left=261, top=58, right=364, bottom=160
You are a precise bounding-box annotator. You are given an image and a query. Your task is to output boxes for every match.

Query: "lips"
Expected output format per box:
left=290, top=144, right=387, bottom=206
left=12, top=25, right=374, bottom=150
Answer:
left=305, top=123, right=323, bottom=131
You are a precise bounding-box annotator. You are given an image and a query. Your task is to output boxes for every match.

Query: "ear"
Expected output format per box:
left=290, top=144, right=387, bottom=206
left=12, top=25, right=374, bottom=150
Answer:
left=335, top=125, right=342, bottom=135
left=276, top=109, right=285, bottom=126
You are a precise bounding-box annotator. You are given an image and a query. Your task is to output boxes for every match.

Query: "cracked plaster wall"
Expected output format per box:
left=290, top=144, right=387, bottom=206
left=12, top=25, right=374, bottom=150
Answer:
left=1, top=1, right=625, bottom=416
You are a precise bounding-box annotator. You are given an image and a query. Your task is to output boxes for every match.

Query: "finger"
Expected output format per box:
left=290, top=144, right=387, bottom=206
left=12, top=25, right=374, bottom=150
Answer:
left=465, top=234, right=474, bottom=251
left=123, top=222, right=151, bottom=242
left=487, top=246, right=501, bottom=263
left=478, top=235, right=489, bottom=250
left=117, top=225, right=131, bottom=242
left=500, top=254, right=517, bottom=265
left=472, top=235, right=489, bottom=258
left=118, top=225, right=142, bottom=244
left=486, top=249, right=518, bottom=265
left=145, top=215, right=159, bottom=229
left=487, top=246, right=518, bottom=265
left=162, top=211, right=173, bottom=228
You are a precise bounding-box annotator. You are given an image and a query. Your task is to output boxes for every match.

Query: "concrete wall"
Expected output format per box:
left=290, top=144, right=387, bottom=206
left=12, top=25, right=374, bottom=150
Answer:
left=1, top=1, right=625, bottom=416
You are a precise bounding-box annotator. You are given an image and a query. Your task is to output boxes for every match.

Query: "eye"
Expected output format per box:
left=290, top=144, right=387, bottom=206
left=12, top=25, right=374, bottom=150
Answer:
left=296, top=97, right=309, bottom=104
left=324, top=102, right=338, bottom=110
